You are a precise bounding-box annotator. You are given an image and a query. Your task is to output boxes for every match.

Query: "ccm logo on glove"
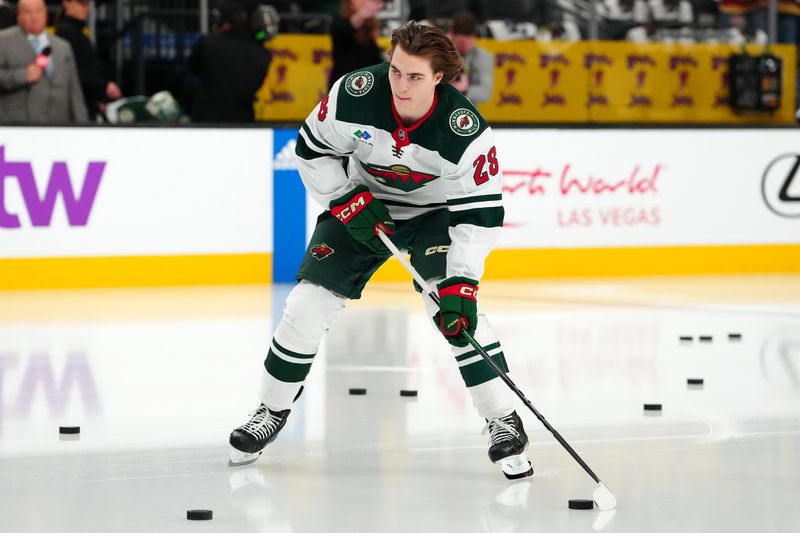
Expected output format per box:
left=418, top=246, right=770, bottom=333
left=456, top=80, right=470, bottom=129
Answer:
left=439, top=283, right=478, bottom=300
left=331, top=192, right=370, bottom=223
left=329, top=185, right=396, bottom=254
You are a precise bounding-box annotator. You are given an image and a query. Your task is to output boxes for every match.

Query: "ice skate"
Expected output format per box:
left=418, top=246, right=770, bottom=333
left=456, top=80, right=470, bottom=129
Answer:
left=228, top=404, right=290, bottom=466
left=483, top=410, right=533, bottom=480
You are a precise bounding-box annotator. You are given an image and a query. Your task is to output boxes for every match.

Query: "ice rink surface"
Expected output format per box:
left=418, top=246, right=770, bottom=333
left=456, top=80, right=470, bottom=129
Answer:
left=1, top=275, right=798, bottom=533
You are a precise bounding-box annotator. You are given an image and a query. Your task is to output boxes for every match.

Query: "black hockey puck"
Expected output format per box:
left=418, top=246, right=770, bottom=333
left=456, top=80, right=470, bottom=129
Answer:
left=679, top=336, right=693, bottom=342
left=399, top=389, right=418, bottom=397
left=187, top=510, right=212, bottom=520
left=728, top=333, right=742, bottom=341
left=643, top=403, right=662, bottom=411
left=59, top=426, right=80, bottom=435
left=348, top=388, right=367, bottom=395
left=568, top=499, right=594, bottom=510
left=699, top=335, right=713, bottom=342
left=687, top=378, right=704, bottom=385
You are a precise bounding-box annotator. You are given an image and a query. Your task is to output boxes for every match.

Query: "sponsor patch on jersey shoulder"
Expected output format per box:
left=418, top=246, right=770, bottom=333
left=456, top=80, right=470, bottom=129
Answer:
left=449, top=108, right=480, bottom=136
left=344, top=71, right=374, bottom=97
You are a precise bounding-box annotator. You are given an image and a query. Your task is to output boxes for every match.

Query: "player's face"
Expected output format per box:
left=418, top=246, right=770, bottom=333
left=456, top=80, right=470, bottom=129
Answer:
left=389, top=45, right=443, bottom=121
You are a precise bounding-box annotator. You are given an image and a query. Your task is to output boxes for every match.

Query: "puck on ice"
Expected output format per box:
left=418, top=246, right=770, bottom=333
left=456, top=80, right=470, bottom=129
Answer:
left=728, top=333, right=742, bottom=341
left=679, top=336, right=692, bottom=342
left=699, top=335, right=713, bottom=342
left=687, top=378, right=704, bottom=385
left=643, top=403, right=662, bottom=411
left=399, top=390, right=418, bottom=397
left=59, top=426, right=80, bottom=435
left=186, top=510, right=212, bottom=520
left=348, top=388, right=367, bottom=395
left=568, top=499, right=594, bottom=510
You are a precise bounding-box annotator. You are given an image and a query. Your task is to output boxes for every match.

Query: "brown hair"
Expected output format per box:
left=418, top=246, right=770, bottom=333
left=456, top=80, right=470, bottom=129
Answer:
left=390, top=21, right=463, bottom=84
left=451, top=11, right=477, bottom=36
left=340, top=0, right=378, bottom=45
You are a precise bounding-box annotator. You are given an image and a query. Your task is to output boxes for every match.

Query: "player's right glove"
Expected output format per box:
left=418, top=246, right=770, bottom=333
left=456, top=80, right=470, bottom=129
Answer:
left=434, top=276, right=479, bottom=347
left=329, top=184, right=395, bottom=254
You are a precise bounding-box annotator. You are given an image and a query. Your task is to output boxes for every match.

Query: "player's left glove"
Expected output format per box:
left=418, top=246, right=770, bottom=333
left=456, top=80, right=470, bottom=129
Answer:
left=434, top=276, right=479, bottom=347
left=329, top=184, right=396, bottom=254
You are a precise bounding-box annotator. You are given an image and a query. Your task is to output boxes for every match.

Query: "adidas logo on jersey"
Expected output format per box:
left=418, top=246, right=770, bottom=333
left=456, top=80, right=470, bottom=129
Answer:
left=274, top=139, right=298, bottom=170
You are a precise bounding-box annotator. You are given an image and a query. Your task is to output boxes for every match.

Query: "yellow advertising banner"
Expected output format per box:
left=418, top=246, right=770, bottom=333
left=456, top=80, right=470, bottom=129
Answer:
left=255, top=36, right=796, bottom=124
left=254, top=35, right=334, bottom=121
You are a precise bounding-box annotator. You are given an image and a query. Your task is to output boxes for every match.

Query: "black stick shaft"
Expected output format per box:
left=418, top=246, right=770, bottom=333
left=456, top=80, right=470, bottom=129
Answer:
left=430, top=292, right=601, bottom=484
left=375, top=231, right=605, bottom=486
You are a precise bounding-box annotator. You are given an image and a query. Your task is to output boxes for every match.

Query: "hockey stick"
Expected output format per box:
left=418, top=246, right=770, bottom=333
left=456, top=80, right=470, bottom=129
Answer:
left=377, top=230, right=617, bottom=511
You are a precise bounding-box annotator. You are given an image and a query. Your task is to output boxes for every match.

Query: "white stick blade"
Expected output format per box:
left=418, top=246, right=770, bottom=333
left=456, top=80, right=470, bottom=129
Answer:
left=593, top=482, right=617, bottom=510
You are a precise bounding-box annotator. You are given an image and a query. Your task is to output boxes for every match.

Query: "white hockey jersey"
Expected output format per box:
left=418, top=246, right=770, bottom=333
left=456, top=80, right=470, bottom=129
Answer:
left=295, top=62, right=504, bottom=281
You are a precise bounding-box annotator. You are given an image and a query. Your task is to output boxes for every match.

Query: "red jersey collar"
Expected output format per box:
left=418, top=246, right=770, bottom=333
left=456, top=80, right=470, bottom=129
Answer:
left=390, top=88, right=438, bottom=152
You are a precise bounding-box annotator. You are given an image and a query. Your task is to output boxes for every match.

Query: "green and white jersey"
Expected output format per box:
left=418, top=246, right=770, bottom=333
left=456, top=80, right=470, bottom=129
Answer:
left=295, top=62, right=504, bottom=280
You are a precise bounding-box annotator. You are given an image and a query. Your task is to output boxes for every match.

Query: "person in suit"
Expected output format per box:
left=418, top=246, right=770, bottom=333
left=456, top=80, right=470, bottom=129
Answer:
left=55, top=0, right=122, bottom=121
left=329, top=0, right=384, bottom=90
left=448, top=11, right=494, bottom=105
left=0, top=0, right=88, bottom=123
left=188, top=0, right=271, bottom=123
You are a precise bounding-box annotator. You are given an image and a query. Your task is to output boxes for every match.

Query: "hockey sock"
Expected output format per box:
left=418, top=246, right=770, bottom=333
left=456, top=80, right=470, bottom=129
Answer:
left=420, top=286, right=515, bottom=420
left=260, top=280, right=346, bottom=410
left=451, top=315, right=515, bottom=419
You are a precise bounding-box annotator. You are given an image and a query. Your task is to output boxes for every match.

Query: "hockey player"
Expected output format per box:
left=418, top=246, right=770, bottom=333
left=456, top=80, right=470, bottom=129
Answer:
left=229, top=21, right=533, bottom=479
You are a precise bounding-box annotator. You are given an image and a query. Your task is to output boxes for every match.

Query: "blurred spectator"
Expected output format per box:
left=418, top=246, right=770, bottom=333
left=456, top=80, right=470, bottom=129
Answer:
left=188, top=1, right=272, bottom=122
left=718, top=0, right=767, bottom=36
left=55, top=0, right=122, bottom=121
left=329, top=0, right=384, bottom=89
left=0, top=0, right=87, bottom=123
left=448, top=10, right=494, bottom=104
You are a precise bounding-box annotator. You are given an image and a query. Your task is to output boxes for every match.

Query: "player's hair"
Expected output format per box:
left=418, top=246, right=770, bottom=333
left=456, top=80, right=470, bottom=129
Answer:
left=451, top=11, right=478, bottom=36
left=390, top=21, right=463, bottom=84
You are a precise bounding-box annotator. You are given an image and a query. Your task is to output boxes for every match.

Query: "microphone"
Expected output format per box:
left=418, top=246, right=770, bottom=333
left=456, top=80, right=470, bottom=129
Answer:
left=34, top=46, right=51, bottom=69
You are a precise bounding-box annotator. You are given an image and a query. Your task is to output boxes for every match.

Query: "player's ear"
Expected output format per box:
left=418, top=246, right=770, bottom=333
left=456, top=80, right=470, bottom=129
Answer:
left=434, top=72, right=443, bottom=85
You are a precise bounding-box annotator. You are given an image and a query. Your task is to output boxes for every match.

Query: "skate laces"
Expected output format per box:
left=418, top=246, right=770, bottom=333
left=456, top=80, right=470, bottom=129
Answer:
left=242, top=405, right=283, bottom=440
left=482, top=414, right=520, bottom=445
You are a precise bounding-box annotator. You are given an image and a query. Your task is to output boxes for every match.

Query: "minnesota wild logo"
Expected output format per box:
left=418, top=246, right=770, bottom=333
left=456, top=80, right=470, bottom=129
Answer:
left=345, top=71, right=374, bottom=97
left=360, top=162, right=439, bottom=192
left=311, top=243, right=335, bottom=260
left=449, top=108, right=480, bottom=136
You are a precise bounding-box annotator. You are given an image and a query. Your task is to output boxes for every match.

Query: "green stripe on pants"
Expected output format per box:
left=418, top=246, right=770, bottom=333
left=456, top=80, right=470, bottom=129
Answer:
left=264, top=348, right=314, bottom=383
left=459, top=352, right=510, bottom=388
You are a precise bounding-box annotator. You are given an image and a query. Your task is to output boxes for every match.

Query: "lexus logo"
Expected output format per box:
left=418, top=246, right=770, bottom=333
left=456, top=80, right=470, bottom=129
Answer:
left=762, top=153, right=800, bottom=218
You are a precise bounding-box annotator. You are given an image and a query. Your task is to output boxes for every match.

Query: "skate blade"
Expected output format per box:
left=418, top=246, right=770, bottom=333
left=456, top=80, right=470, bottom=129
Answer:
left=499, top=451, right=533, bottom=480
left=228, top=449, right=262, bottom=467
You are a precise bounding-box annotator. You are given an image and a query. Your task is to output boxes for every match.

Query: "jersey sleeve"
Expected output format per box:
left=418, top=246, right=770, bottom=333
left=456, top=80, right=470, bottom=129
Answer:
left=294, top=77, right=358, bottom=208
left=442, top=127, right=504, bottom=281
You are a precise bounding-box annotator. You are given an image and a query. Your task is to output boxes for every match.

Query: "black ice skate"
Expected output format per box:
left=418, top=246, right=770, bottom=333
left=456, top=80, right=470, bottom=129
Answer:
left=483, top=411, right=534, bottom=480
left=228, top=404, right=290, bottom=466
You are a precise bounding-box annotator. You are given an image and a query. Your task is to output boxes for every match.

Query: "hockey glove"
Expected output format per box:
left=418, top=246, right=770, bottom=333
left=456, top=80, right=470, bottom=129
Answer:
left=330, top=185, right=396, bottom=254
left=434, top=276, right=478, bottom=347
